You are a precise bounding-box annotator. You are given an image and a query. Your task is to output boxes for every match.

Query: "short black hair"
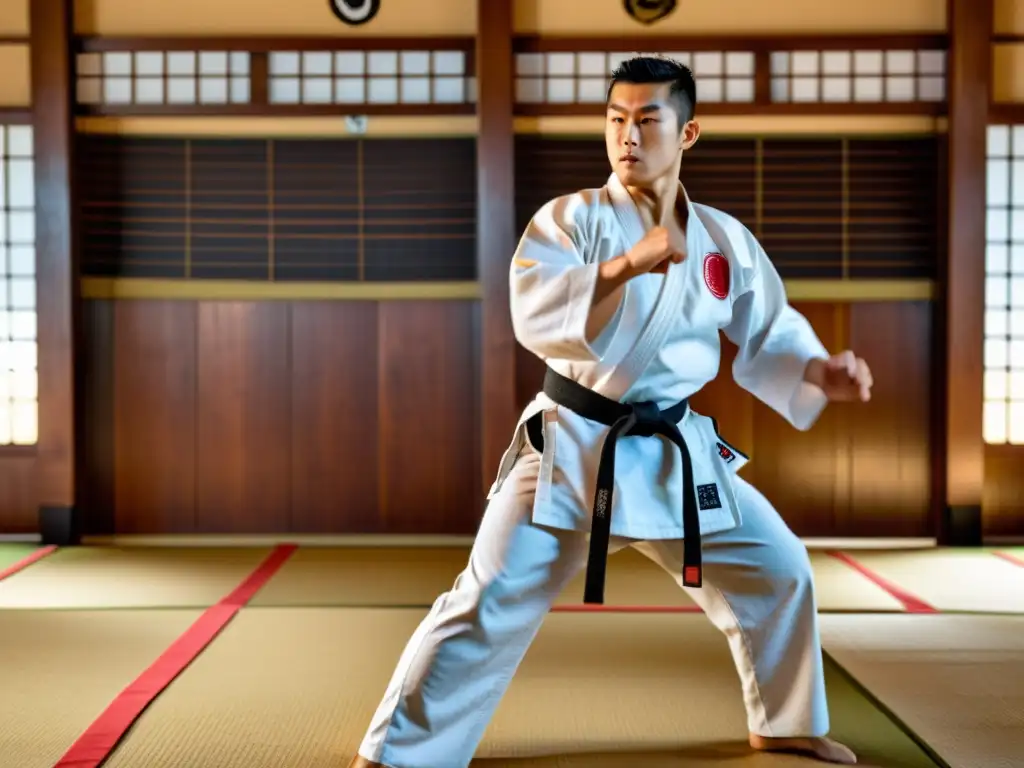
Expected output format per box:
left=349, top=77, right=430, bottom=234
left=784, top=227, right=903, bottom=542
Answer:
left=607, top=56, right=697, bottom=127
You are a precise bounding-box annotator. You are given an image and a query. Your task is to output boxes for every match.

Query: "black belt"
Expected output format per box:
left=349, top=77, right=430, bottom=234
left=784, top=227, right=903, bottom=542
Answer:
left=526, top=366, right=702, bottom=604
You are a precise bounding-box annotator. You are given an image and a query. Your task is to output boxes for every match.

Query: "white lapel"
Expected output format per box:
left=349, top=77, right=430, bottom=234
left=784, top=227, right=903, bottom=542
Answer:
left=593, top=174, right=694, bottom=402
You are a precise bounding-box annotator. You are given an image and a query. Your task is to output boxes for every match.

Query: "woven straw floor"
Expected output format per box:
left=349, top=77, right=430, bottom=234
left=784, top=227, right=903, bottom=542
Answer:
left=0, top=609, right=203, bottom=768
left=836, top=550, right=1024, bottom=614
left=250, top=547, right=906, bottom=611
left=0, top=546, right=274, bottom=609
left=0, top=543, right=40, bottom=573
left=821, top=613, right=1024, bottom=768
left=1, top=543, right=1019, bottom=768
left=100, top=609, right=939, bottom=768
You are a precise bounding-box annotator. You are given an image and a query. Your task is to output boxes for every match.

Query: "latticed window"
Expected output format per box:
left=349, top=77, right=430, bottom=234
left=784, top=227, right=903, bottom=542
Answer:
left=984, top=125, right=1024, bottom=444
left=0, top=124, right=36, bottom=446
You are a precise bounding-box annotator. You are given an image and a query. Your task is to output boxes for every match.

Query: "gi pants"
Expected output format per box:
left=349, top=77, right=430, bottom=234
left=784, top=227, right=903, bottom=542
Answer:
left=356, top=450, right=829, bottom=768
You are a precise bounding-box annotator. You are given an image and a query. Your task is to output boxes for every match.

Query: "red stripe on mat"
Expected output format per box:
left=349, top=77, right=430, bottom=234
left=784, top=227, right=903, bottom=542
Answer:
left=0, top=545, right=57, bottom=581
left=52, top=543, right=297, bottom=768
left=826, top=550, right=937, bottom=614
left=552, top=604, right=703, bottom=613
left=994, top=550, right=1024, bottom=568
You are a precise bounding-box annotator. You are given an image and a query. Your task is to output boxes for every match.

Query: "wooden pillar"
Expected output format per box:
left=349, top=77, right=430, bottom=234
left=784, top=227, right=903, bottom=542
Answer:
left=475, top=0, right=518, bottom=490
left=937, top=0, right=993, bottom=544
left=30, top=0, right=81, bottom=544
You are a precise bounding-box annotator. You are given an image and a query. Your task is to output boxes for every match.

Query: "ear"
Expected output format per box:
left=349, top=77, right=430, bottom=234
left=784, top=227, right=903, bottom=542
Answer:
left=679, top=119, right=700, bottom=151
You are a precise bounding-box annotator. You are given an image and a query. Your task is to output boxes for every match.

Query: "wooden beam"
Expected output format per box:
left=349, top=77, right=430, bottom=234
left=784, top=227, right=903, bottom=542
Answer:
left=30, top=0, right=81, bottom=544
left=937, top=0, right=992, bottom=545
left=475, top=0, right=518, bottom=496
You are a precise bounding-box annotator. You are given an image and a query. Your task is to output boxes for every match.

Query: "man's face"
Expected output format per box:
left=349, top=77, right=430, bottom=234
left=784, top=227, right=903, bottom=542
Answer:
left=604, top=81, right=699, bottom=187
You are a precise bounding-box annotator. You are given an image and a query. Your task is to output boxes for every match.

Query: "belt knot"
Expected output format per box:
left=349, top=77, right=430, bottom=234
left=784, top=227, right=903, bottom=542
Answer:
left=626, top=401, right=663, bottom=431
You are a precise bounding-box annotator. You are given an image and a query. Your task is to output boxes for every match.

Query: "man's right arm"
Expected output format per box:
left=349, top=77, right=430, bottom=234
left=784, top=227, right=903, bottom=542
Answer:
left=510, top=195, right=632, bottom=363
left=585, top=254, right=640, bottom=342
left=511, top=198, right=682, bottom=363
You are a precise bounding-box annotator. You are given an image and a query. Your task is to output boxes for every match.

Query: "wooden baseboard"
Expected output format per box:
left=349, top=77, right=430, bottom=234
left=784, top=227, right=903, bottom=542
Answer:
left=81, top=534, right=478, bottom=547
left=80, top=277, right=935, bottom=303
left=79, top=534, right=945, bottom=549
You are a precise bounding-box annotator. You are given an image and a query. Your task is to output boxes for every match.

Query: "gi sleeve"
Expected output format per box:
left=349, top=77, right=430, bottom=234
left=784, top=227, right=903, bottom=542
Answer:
left=722, top=230, right=830, bottom=431
left=510, top=194, right=623, bottom=363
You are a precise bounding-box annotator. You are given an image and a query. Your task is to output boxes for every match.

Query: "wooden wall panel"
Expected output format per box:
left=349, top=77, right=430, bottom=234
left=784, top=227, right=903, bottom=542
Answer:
left=983, top=445, right=1024, bottom=538
left=113, top=301, right=197, bottom=533
left=82, top=296, right=934, bottom=537
left=845, top=302, right=932, bottom=536
left=0, top=454, right=37, bottom=532
left=79, top=300, right=115, bottom=534
left=290, top=302, right=380, bottom=533
left=515, top=300, right=933, bottom=538
left=378, top=301, right=481, bottom=533
left=81, top=299, right=481, bottom=535
left=196, top=302, right=291, bottom=533
left=743, top=304, right=849, bottom=536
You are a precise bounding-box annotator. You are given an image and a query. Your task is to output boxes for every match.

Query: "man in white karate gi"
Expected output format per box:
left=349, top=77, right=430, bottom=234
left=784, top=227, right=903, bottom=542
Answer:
left=349, top=56, right=872, bottom=768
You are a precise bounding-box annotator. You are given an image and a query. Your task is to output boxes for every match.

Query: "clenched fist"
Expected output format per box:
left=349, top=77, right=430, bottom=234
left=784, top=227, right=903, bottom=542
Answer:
left=626, top=227, right=685, bottom=275
left=805, top=351, right=873, bottom=403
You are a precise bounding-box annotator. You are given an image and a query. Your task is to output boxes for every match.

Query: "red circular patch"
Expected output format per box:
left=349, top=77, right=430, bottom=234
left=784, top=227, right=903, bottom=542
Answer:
left=703, top=252, right=730, bottom=300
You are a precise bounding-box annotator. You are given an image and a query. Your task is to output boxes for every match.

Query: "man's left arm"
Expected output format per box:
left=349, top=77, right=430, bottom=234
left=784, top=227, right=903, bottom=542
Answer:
left=722, top=233, right=873, bottom=431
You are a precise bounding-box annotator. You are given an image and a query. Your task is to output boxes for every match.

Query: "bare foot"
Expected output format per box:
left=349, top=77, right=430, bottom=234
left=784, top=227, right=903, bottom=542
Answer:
left=750, top=733, right=857, bottom=764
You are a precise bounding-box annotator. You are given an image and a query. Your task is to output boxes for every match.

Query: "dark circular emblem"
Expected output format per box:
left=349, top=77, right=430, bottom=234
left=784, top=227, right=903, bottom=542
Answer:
left=623, top=0, right=678, bottom=25
left=329, top=0, right=381, bottom=26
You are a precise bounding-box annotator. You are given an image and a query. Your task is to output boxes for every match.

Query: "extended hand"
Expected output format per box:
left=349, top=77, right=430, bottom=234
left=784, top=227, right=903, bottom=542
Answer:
left=806, top=351, right=873, bottom=403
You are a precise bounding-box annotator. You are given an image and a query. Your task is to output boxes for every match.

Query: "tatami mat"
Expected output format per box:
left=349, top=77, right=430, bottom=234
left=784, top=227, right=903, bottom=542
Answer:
left=0, top=609, right=203, bottom=768
left=0, top=543, right=39, bottom=573
left=6, top=544, right=1013, bottom=614
left=102, top=608, right=938, bottom=768
left=250, top=546, right=469, bottom=607
left=250, top=546, right=904, bottom=612
left=821, top=614, right=1024, bottom=768
left=0, top=547, right=273, bottom=609
left=838, top=550, right=1024, bottom=614
left=997, top=549, right=1024, bottom=566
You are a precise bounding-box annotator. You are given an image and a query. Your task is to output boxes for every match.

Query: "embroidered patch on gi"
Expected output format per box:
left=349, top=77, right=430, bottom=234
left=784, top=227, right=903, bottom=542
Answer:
left=716, top=441, right=736, bottom=464
left=703, top=252, right=730, bottom=300
left=697, top=483, right=722, bottom=511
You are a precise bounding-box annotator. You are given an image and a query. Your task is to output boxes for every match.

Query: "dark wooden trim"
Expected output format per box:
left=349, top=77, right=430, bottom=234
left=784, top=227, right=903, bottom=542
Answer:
left=930, top=131, right=950, bottom=545
left=0, top=446, right=38, bottom=458
left=990, top=102, right=1024, bottom=123
left=515, top=102, right=947, bottom=117
left=73, top=34, right=951, bottom=55
left=31, top=0, right=80, bottom=524
left=476, top=0, right=518, bottom=499
left=513, top=34, right=949, bottom=53
left=76, top=101, right=950, bottom=119
left=753, top=50, right=771, bottom=107
left=250, top=52, right=269, bottom=107
left=939, top=0, right=991, bottom=543
left=0, top=36, right=30, bottom=44
left=0, top=107, right=32, bottom=122
left=991, top=34, right=1024, bottom=44
left=75, top=102, right=476, bottom=117
left=75, top=36, right=475, bottom=53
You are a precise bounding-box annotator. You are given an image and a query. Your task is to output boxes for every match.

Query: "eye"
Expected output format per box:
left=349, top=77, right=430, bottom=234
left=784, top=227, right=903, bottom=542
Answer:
left=610, top=117, right=625, bottom=123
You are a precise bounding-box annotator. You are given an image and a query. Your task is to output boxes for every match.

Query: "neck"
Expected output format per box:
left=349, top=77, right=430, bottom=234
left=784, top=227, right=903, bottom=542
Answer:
left=627, top=173, right=684, bottom=227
